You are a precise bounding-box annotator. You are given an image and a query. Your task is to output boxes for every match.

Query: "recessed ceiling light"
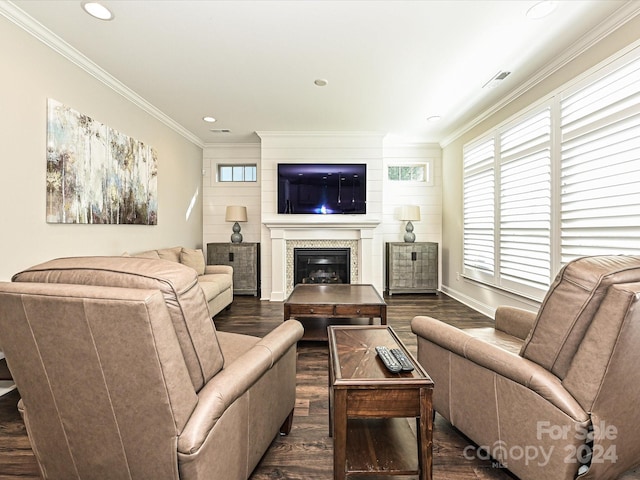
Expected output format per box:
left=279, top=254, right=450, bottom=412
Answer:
left=203, top=116, right=216, bottom=123
left=81, top=2, right=114, bottom=21
left=427, top=115, right=442, bottom=123
left=314, top=79, right=329, bottom=87
left=526, top=1, right=558, bottom=19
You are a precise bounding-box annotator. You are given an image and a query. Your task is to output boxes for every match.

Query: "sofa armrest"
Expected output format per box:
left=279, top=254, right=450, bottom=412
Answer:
left=494, top=306, right=536, bottom=340
left=411, top=316, right=587, bottom=421
left=204, top=265, right=233, bottom=276
left=177, top=320, right=303, bottom=454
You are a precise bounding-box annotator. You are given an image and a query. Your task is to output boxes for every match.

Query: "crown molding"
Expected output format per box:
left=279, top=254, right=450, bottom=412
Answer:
left=440, top=2, right=640, bottom=148
left=256, top=131, right=387, bottom=139
left=203, top=142, right=262, bottom=149
left=0, top=1, right=204, bottom=148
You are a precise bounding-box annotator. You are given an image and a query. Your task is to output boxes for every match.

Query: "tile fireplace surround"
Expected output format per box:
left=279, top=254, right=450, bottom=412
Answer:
left=263, top=218, right=381, bottom=301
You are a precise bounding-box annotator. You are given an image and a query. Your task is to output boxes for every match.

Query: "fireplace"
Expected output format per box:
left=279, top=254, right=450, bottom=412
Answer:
left=263, top=218, right=380, bottom=301
left=294, top=248, right=350, bottom=285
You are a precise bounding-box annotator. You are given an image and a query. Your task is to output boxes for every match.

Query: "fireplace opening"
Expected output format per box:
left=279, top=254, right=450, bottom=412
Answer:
left=294, top=248, right=350, bottom=285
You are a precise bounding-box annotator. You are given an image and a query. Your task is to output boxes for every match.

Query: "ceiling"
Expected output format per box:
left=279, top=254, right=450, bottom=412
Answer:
left=7, top=0, right=639, bottom=145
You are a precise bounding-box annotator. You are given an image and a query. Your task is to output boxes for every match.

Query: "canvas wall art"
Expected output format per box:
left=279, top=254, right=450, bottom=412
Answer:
left=46, top=99, right=158, bottom=224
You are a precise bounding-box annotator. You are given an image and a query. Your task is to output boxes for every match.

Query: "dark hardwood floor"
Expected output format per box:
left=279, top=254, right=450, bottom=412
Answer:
left=1, top=292, right=639, bottom=479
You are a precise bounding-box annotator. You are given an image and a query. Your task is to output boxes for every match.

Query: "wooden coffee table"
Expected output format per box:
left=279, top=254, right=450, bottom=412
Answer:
left=328, top=325, right=434, bottom=480
left=283, top=284, right=387, bottom=341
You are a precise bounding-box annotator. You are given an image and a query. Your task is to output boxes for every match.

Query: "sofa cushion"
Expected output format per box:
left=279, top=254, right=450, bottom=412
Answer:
left=12, top=256, right=225, bottom=392
left=134, top=250, right=161, bottom=260
left=157, top=246, right=182, bottom=263
left=199, top=279, right=222, bottom=299
left=181, top=248, right=206, bottom=275
left=520, top=255, right=640, bottom=378
left=199, top=272, right=232, bottom=291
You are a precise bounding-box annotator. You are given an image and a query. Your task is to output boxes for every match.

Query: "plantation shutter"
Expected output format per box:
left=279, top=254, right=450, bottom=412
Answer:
left=463, top=138, right=495, bottom=278
left=499, top=109, right=552, bottom=294
left=560, top=55, right=640, bottom=263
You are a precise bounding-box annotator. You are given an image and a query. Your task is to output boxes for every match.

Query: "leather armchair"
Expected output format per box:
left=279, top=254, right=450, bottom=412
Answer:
left=0, top=256, right=304, bottom=480
left=411, top=255, right=640, bottom=480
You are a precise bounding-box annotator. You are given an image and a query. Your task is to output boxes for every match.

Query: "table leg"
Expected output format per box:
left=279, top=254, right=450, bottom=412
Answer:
left=333, top=389, right=348, bottom=480
left=328, top=351, right=334, bottom=436
left=418, top=387, right=433, bottom=480
left=380, top=305, right=387, bottom=325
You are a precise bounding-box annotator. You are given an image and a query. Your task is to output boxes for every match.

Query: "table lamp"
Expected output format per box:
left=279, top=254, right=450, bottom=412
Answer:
left=400, top=205, right=420, bottom=243
left=225, top=205, right=247, bottom=243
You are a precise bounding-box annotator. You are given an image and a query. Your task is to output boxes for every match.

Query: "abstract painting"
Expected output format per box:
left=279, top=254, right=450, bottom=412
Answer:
left=46, top=99, right=158, bottom=224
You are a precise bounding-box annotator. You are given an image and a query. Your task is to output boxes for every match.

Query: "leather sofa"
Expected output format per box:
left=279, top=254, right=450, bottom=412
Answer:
left=129, top=246, right=233, bottom=317
left=0, top=256, right=304, bottom=480
left=411, top=255, right=640, bottom=480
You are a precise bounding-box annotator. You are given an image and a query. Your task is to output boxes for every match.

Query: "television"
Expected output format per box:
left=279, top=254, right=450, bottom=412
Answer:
left=278, top=163, right=367, bottom=214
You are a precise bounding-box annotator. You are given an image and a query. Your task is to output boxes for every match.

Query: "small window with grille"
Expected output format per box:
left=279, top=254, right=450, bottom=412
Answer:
left=217, top=164, right=257, bottom=182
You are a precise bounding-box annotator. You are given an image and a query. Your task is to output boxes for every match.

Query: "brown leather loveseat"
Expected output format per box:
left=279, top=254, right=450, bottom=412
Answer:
left=0, top=256, right=304, bottom=480
left=411, top=255, right=640, bottom=480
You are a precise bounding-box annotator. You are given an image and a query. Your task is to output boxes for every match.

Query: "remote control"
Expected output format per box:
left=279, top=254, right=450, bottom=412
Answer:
left=390, top=348, right=415, bottom=372
left=375, top=346, right=402, bottom=373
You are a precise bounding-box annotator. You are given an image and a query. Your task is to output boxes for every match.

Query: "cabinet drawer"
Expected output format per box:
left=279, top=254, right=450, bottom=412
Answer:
left=334, top=305, right=382, bottom=317
left=288, top=305, right=335, bottom=316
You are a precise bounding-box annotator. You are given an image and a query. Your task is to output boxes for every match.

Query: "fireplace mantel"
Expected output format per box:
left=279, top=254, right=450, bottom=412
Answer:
left=263, top=216, right=380, bottom=231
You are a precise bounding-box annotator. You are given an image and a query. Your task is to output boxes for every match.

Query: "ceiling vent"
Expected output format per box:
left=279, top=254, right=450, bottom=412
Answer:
left=210, top=129, right=231, bottom=133
left=483, top=71, right=511, bottom=89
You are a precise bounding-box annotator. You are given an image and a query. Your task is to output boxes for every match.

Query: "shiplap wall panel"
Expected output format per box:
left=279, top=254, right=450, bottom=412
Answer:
left=203, top=136, right=442, bottom=298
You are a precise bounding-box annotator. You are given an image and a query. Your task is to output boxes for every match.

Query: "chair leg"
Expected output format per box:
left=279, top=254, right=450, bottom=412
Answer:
left=279, top=408, right=295, bottom=435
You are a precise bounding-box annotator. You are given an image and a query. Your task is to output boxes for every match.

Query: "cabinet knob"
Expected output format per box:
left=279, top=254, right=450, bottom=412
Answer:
left=309, top=308, right=314, bottom=313
left=356, top=309, right=361, bottom=315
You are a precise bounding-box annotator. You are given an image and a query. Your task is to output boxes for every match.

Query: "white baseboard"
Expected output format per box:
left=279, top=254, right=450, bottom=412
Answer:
left=440, top=285, right=497, bottom=319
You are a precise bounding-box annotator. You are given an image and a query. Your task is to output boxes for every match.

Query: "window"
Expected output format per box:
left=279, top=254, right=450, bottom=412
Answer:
left=387, top=162, right=433, bottom=184
left=560, top=55, right=640, bottom=263
left=463, top=47, right=640, bottom=300
left=218, top=164, right=257, bottom=182
left=499, top=108, right=552, bottom=294
left=463, top=138, right=495, bottom=278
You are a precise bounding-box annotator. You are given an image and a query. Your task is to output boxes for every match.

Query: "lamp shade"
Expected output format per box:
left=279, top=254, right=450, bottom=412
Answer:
left=225, top=205, right=247, bottom=222
left=399, top=205, right=421, bottom=221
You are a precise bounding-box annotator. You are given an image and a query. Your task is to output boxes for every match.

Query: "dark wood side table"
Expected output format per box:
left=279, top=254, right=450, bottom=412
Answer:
left=206, top=242, right=260, bottom=296
left=328, top=325, right=434, bottom=480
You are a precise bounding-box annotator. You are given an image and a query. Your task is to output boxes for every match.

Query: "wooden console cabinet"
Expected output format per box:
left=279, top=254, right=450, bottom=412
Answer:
left=386, top=242, right=438, bottom=295
left=207, top=242, right=260, bottom=296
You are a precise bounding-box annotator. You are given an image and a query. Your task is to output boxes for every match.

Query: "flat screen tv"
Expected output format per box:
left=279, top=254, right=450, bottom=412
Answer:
left=278, top=163, right=367, bottom=214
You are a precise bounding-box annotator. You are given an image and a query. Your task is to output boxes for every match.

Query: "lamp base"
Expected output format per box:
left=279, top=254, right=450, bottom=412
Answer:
left=231, top=222, right=243, bottom=244
left=404, top=221, right=416, bottom=243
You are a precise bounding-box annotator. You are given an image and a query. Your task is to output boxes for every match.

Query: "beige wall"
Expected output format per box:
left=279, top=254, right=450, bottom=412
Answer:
left=441, top=14, right=640, bottom=317
left=0, top=16, right=203, bottom=281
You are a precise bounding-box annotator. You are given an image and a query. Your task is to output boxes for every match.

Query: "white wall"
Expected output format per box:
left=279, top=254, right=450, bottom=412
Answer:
left=258, top=132, right=386, bottom=299
left=202, top=137, right=443, bottom=299
left=382, top=142, right=442, bottom=287
left=441, top=14, right=640, bottom=318
left=0, top=15, right=203, bottom=281
left=202, top=144, right=262, bottom=249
